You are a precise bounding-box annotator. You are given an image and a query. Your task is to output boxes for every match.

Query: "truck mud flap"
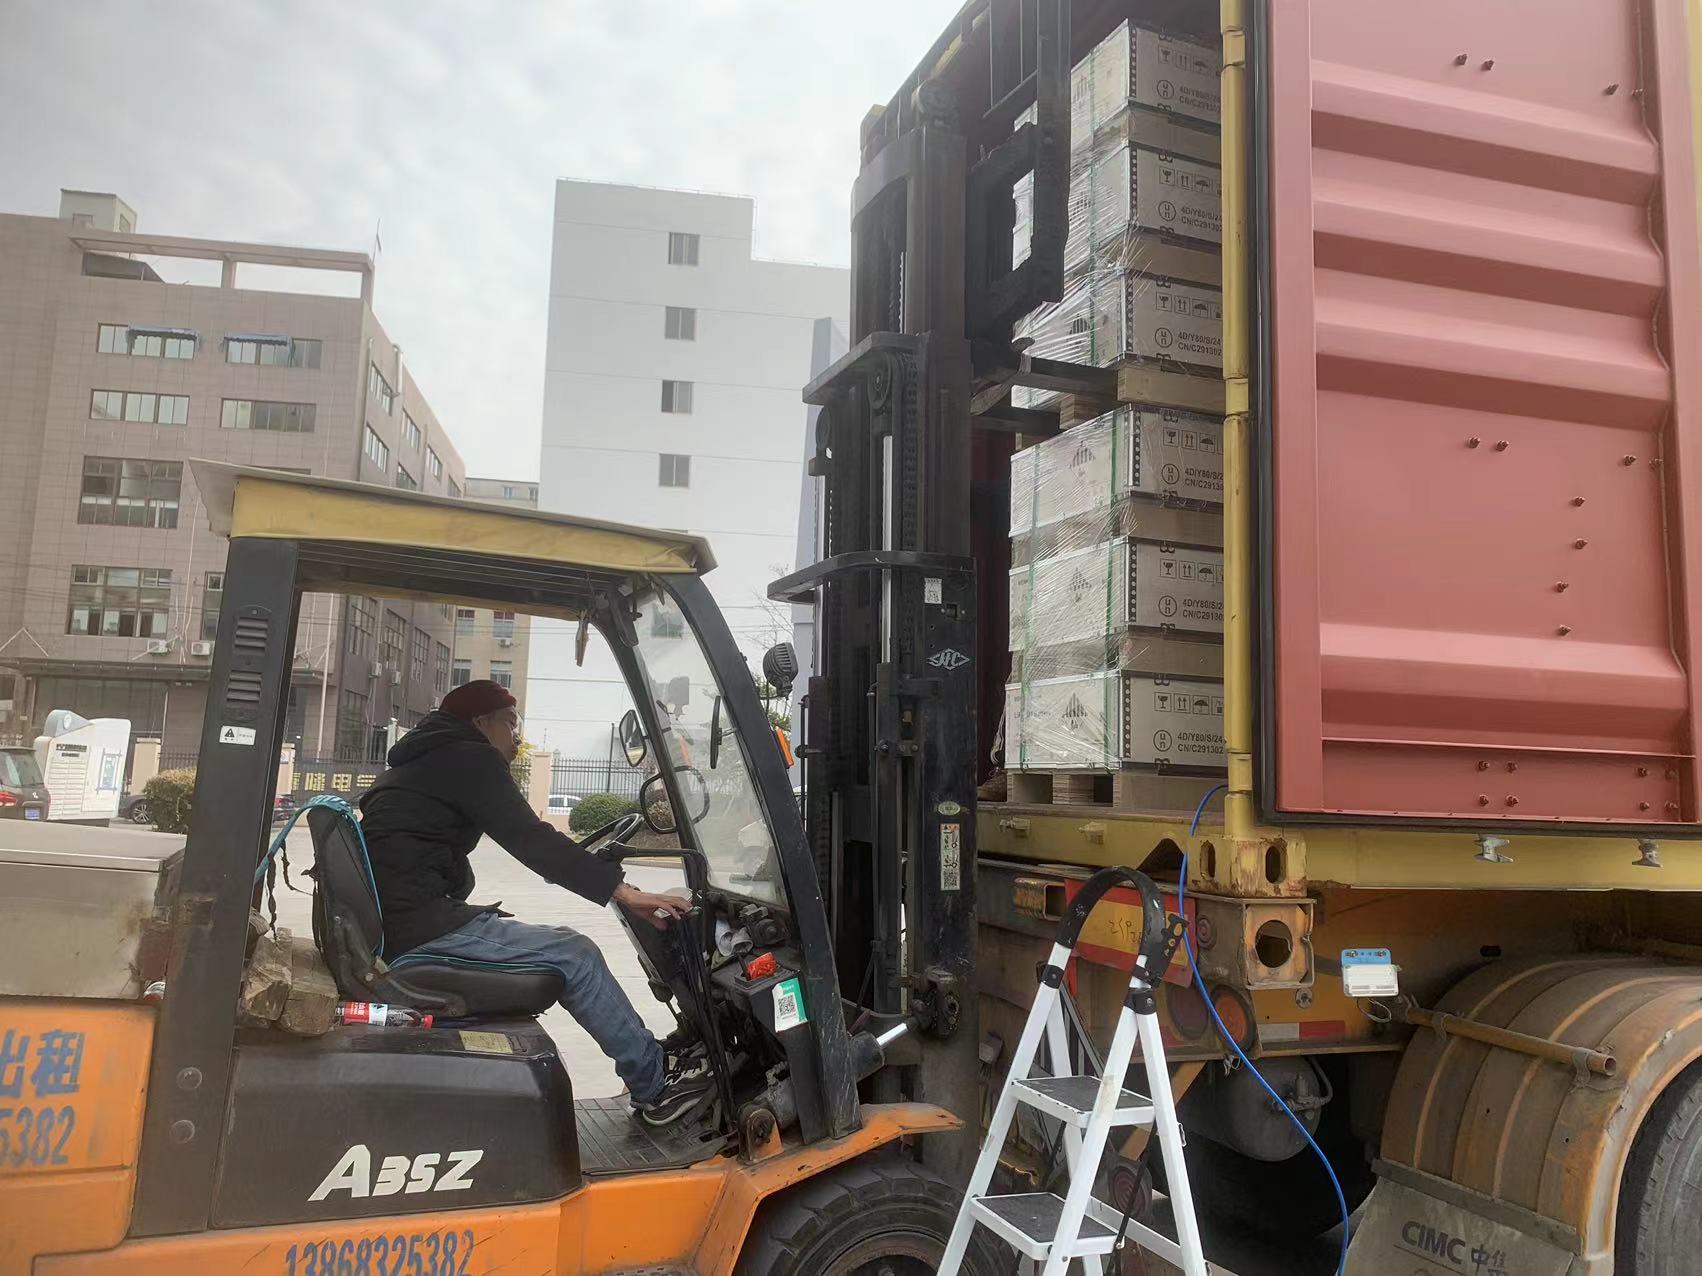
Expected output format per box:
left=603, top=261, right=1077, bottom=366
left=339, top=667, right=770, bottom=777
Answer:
left=1347, top=1162, right=1580, bottom=1276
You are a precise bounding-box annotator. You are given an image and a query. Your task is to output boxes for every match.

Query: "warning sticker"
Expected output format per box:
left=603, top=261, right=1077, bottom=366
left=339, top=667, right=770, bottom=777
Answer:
left=773, top=977, right=807, bottom=1032
left=940, top=822, right=962, bottom=891
left=219, top=725, right=256, bottom=747
left=458, top=1030, right=514, bottom=1055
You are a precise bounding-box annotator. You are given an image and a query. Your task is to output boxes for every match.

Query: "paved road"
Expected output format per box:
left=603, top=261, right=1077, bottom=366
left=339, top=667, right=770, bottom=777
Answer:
left=270, top=831, right=1344, bottom=1273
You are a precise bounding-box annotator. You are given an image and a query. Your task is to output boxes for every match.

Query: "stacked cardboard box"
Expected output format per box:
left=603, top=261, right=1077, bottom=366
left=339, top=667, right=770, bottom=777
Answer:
left=1006, top=405, right=1227, bottom=776
left=1013, top=23, right=1224, bottom=402
left=1003, top=22, right=1227, bottom=787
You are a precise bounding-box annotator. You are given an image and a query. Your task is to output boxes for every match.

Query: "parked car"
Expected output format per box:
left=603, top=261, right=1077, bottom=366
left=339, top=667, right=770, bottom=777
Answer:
left=0, top=746, right=50, bottom=821
left=118, top=792, right=151, bottom=824
left=546, top=793, right=580, bottom=816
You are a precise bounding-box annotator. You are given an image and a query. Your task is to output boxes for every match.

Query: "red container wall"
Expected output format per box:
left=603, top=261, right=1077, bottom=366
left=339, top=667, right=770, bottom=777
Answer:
left=1266, top=0, right=1702, bottom=823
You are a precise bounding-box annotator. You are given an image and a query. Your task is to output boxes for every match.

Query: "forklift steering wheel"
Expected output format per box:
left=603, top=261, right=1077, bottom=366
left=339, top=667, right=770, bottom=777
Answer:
left=580, top=811, right=645, bottom=856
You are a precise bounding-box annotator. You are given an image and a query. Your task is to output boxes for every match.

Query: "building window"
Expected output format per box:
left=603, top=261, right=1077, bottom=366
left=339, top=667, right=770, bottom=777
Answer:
left=661, top=380, right=694, bottom=414
left=664, top=306, right=698, bottom=340
left=346, top=595, right=377, bottom=657
left=492, top=611, right=516, bottom=641
left=410, top=627, right=430, bottom=685
left=67, top=566, right=173, bottom=638
left=447, top=477, right=461, bottom=499
left=221, top=399, right=316, bottom=432
left=434, top=642, right=451, bottom=694
left=651, top=609, right=685, bottom=640
left=658, top=453, right=691, bottom=488
left=451, top=658, right=472, bottom=688
left=529, top=485, right=537, bottom=501
left=426, top=448, right=443, bottom=480
left=91, top=390, right=188, bottom=425
left=455, top=607, right=475, bottom=637
left=78, top=457, right=181, bottom=528
left=368, top=363, right=395, bottom=415
left=667, top=232, right=700, bottom=265
left=364, top=426, right=390, bottom=471
left=382, top=610, right=406, bottom=670
left=225, top=336, right=320, bottom=367
left=395, top=465, right=418, bottom=491
left=98, top=325, right=194, bottom=359
left=201, top=572, right=224, bottom=641
left=501, top=484, right=515, bottom=500
left=489, top=660, right=513, bottom=690
left=402, top=411, right=422, bottom=450
left=337, top=689, right=371, bottom=756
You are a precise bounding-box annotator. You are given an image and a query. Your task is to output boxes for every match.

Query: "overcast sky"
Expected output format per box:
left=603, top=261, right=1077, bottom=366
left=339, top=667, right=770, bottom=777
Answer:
left=0, top=1, right=959, bottom=477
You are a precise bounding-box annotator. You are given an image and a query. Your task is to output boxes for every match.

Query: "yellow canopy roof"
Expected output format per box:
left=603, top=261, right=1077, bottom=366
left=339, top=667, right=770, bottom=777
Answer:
left=190, top=461, right=715, bottom=619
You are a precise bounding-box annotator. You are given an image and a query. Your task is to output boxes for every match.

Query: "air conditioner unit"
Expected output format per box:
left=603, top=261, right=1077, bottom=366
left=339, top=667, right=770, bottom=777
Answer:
left=369, top=661, right=384, bottom=680
left=145, top=640, right=170, bottom=656
left=497, top=637, right=514, bottom=648
left=389, top=670, right=403, bottom=686
left=190, top=640, right=214, bottom=657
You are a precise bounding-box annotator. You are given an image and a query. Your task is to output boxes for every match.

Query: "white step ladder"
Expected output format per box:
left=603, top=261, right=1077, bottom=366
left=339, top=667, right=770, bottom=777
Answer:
left=940, top=867, right=1208, bottom=1276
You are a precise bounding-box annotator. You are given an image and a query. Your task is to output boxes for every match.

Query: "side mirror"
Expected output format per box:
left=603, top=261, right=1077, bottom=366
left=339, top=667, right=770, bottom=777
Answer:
left=618, top=709, right=647, bottom=768
left=709, top=695, right=723, bottom=770
left=640, top=772, right=675, bottom=834
left=763, top=641, right=799, bottom=699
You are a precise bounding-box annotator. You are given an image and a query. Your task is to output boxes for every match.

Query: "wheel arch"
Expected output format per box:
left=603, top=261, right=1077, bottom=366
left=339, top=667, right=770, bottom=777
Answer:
left=693, top=1101, right=960, bottom=1275
left=1377, top=955, right=1702, bottom=1269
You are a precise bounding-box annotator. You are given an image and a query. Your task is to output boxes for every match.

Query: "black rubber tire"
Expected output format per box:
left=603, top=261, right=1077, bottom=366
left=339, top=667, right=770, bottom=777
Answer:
left=1616, top=1059, right=1702, bottom=1272
left=734, top=1155, right=1010, bottom=1276
left=1152, top=1065, right=1373, bottom=1243
left=128, top=798, right=149, bottom=824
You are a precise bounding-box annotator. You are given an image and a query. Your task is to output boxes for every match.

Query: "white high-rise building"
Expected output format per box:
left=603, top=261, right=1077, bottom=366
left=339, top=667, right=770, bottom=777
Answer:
left=533, top=181, right=848, bottom=757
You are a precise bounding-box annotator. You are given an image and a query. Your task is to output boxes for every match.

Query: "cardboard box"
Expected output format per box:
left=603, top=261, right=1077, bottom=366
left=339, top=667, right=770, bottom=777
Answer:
left=1006, top=671, right=1226, bottom=771
left=1081, top=145, right=1221, bottom=248
left=1009, top=538, right=1224, bottom=648
left=1083, top=23, right=1221, bottom=130
left=1019, top=273, right=1224, bottom=376
left=1011, top=407, right=1225, bottom=528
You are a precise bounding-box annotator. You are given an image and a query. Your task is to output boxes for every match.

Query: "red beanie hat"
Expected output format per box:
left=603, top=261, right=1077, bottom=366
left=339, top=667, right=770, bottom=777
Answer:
left=440, top=679, right=517, bottom=722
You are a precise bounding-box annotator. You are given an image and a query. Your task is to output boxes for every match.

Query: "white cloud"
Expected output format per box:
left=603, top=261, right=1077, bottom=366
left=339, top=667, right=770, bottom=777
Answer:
left=0, top=0, right=958, bottom=475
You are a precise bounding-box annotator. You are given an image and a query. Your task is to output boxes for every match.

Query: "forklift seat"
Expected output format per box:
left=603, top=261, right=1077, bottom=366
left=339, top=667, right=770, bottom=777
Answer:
left=306, top=805, right=563, bottom=1018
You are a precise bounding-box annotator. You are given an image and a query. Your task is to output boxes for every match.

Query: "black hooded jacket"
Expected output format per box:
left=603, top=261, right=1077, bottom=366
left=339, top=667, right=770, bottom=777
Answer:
left=357, top=710, right=625, bottom=955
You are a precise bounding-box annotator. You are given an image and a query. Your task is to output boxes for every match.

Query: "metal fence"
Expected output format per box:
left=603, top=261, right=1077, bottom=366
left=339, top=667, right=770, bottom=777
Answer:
left=550, top=757, right=645, bottom=802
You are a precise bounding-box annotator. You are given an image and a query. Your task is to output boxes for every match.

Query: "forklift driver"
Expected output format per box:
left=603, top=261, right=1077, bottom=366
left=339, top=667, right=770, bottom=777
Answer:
left=357, top=679, right=714, bottom=1127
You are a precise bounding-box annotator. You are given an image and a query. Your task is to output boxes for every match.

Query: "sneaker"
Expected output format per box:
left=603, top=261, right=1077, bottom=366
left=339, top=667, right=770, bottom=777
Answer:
left=634, top=1056, right=714, bottom=1128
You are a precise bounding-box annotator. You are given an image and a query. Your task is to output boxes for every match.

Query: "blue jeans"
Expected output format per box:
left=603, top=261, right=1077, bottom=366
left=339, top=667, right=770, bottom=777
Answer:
left=405, top=913, right=666, bottom=1103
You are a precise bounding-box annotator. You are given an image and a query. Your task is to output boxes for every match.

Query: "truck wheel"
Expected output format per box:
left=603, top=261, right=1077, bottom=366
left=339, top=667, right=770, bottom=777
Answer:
left=1616, top=1059, right=1702, bottom=1271
left=1153, top=1069, right=1373, bottom=1241
left=735, top=1156, right=1008, bottom=1276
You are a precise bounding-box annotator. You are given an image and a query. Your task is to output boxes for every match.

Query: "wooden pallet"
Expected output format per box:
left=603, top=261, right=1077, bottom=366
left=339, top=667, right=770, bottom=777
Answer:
left=1004, top=768, right=1225, bottom=814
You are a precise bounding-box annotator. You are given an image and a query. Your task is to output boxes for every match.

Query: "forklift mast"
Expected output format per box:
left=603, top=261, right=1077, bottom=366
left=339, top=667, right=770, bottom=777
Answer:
left=770, top=0, right=1072, bottom=1177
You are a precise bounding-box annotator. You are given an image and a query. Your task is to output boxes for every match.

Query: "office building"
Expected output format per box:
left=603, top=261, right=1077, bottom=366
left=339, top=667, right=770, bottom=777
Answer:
left=454, top=476, right=537, bottom=720
left=533, top=181, right=847, bottom=755
left=0, top=191, right=468, bottom=758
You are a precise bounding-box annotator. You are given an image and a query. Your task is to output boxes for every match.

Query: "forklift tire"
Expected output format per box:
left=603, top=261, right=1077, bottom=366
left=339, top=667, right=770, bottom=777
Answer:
left=734, top=1155, right=1009, bottom=1276
left=1616, top=1059, right=1702, bottom=1272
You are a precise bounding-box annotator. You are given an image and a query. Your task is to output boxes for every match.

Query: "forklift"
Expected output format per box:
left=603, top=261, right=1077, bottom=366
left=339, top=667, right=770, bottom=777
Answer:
left=1, top=459, right=1009, bottom=1274
left=2, top=0, right=1122, bottom=1270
